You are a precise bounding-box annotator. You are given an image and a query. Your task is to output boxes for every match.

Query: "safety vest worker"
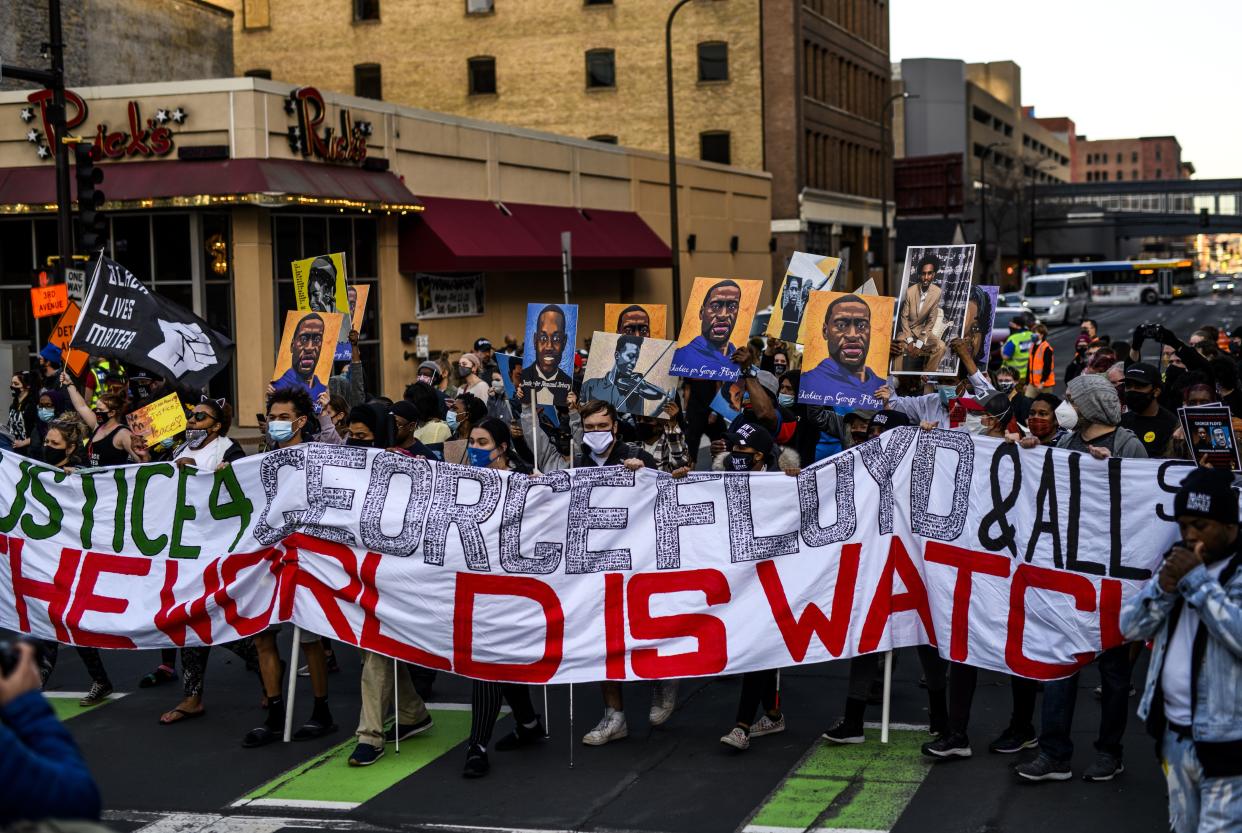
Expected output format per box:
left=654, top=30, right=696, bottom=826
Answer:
left=1001, top=319, right=1035, bottom=382
left=1027, top=330, right=1055, bottom=389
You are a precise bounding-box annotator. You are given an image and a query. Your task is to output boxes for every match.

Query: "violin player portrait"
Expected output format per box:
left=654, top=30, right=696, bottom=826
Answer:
left=579, top=334, right=673, bottom=417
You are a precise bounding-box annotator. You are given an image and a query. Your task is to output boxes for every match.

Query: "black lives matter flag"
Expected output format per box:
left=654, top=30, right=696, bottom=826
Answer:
left=70, top=256, right=234, bottom=389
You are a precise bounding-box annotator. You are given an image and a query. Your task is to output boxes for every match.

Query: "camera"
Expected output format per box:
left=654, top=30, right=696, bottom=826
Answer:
left=0, top=639, right=44, bottom=677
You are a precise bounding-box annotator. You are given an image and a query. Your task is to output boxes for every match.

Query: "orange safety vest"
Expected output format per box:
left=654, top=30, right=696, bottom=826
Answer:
left=1028, top=340, right=1055, bottom=387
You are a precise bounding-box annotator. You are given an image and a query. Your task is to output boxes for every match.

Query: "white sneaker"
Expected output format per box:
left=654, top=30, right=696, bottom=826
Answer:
left=750, top=713, right=786, bottom=738
left=582, top=710, right=628, bottom=746
left=648, top=680, right=679, bottom=727
left=720, top=727, right=749, bottom=750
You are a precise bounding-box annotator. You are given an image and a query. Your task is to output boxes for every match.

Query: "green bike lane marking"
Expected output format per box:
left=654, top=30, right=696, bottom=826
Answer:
left=231, top=706, right=474, bottom=811
left=47, top=692, right=126, bottom=721
left=743, top=728, right=932, bottom=833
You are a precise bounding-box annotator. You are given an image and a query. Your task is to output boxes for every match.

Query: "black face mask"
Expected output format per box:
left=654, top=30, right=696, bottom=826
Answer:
left=1124, top=390, right=1154, bottom=413
left=345, top=437, right=374, bottom=448
left=42, top=445, right=65, bottom=464
left=850, top=431, right=868, bottom=445
left=728, top=452, right=756, bottom=472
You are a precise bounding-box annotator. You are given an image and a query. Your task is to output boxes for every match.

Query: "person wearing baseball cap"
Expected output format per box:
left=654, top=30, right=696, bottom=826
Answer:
left=1118, top=467, right=1242, bottom=824
left=1120, top=362, right=1177, bottom=458
left=866, top=409, right=911, bottom=438
left=472, top=338, right=498, bottom=384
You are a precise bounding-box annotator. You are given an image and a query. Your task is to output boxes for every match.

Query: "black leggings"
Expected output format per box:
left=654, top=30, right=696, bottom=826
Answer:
left=40, top=643, right=109, bottom=688
left=181, top=639, right=260, bottom=698
left=468, top=681, right=537, bottom=750
left=736, top=670, right=779, bottom=727
left=948, top=662, right=1038, bottom=736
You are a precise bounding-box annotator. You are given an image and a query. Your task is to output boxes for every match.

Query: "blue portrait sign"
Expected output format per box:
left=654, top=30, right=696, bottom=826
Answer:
left=521, top=302, right=578, bottom=407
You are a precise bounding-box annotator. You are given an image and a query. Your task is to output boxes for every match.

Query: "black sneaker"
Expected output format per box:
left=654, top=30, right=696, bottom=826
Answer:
left=1082, top=752, right=1124, bottom=782
left=348, top=743, right=384, bottom=767
left=1015, top=753, right=1073, bottom=782
left=921, top=732, right=972, bottom=759
left=384, top=715, right=434, bottom=743
left=463, top=746, right=490, bottom=778
left=822, top=718, right=865, bottom=744
left=495, top=718, right=546, bottom=751
left=988, top=726, right=1038, bottom=754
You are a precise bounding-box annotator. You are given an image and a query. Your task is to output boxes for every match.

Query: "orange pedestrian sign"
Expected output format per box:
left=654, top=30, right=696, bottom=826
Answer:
left=48, top=301, right=89, bottom=375
left=31, top=284, right=69, bottom=319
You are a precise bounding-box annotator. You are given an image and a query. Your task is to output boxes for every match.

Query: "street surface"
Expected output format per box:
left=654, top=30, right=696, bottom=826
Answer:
left=16, top=298, right=1226, bottom=833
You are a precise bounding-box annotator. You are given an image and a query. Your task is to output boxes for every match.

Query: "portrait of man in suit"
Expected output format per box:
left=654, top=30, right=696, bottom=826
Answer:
left=896, top=254, right=948, bottom=373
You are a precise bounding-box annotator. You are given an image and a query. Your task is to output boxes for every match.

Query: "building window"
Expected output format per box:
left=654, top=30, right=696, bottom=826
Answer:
left=354, top=63, right=382, bottom=99
left=244, top=68, right=272, bottom=79
left=586, top=49, right=616, bottom=88
left=1131, top=151, right=1138, bottom=163
left=1155, top=147, right=1162, bottom=160
left=584, top=0, right=613, bottom=4
left=697, top=42, right=728, bottom=82
left=468, top=57, right=497, bottom=95
left=1132, top=170, right=1139, bottom=180
left=700, top=131, right=731, bottom=165
left=1156, top=169, right=1163, bottom=179
left=466, top=0, right=493, bottom=13
left=589, top=134, right=618, bottom=144
left=242, top=0, right=270, bottom=29
left=1101, top=171, right=1109, bottom=181
left=354, top=0, right=380, bottom=21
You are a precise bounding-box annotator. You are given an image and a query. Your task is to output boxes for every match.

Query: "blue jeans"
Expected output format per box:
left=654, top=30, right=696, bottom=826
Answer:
left=1164, top=730, right=1242, bottom=833
left=1039, top=644, right=1132, bottom=762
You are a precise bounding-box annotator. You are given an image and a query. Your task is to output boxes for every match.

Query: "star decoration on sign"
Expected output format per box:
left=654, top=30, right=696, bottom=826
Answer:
left=26, top=128, right=40, bottom=144
left=284, top=96, right=296, bottom=115
left=154, top=109, right=169, bottom=125
left=170, top=107, right=186, bottom=124
left=19, top=107, right=35, bottom=123
left=35, top=145, right=50, bottom=159
left=356, top=121, right=373, bottom=137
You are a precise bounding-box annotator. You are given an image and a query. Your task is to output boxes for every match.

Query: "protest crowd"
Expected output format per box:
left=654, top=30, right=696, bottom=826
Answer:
left=2, top=250, right=1241, bottom=833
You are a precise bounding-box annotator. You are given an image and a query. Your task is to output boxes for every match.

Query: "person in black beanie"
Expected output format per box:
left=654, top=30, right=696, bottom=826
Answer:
left=1120, top=467, right=1242, bottom=832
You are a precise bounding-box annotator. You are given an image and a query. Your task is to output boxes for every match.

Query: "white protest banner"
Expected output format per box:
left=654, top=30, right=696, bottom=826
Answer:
left=0, top=434, right=1188, bottom=684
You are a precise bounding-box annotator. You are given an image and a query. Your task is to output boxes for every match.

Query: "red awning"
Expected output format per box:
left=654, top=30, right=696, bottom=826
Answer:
left=0, top=158, right=421, bottom=210
left=399, top=196, right=671, bottom=273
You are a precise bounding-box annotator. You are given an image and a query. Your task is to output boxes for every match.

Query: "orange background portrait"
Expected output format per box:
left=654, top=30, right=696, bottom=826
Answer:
left=800, top=290, right=894, bottom=378
left=604, top=303, right=668, bottom=340
left=673, top=277, right=763, bottom=349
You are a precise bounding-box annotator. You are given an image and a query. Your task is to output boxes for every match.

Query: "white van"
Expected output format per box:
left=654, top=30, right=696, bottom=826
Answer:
left=1021, top=273, right=1090, bottom=325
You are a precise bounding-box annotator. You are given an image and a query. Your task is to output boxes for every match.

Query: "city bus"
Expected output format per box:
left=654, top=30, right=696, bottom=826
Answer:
left=1042, top=259, right=1197, bottom=305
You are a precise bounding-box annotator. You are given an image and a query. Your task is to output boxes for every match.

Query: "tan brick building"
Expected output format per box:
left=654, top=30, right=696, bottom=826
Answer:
left=224, top=0, right=764, bottom=171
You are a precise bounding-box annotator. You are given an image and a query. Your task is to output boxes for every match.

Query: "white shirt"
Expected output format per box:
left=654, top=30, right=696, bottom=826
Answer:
left=1161, top=557, right=1229, bottom=726
left=173, top=435, right=237, bottom=471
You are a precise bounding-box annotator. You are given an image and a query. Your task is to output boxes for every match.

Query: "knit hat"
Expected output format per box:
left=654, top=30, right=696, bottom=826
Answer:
left=1174, top=467, right=1239, bottom=525
left=1066, top=373, right=1121, bottom=427
left=417, top=360, right=441, bottom=382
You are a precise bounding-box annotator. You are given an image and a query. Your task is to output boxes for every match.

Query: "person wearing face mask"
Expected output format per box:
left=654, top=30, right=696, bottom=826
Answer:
left=34, top=416, right=116, bottom=708
left=65, top=377, right=135, bottom=466
left=452, top=392, right=488, bottom=441
left=456, top=353, right=490, bottom=400
left=1017, top=393, right=1067, bottom=448
left=1025, top=323, right=1055, bottom=397
left=6, top=371, right=38, bottom=456
left=1116, top=468, right=1242, bottom=828
left=243, top=387, right=338, bottom=749
left=402, top=381, right=452, bottom=448
left=1119, top=363, right=1177, bottom=458
left=574, top=400, right=666, bottom=747
left=310, top=392, right=349, bottom=444
left=632, top=399, right=690, bottom=475
left=770, top=350, right=790, bottom=378
left=992, top=366, right=1031, bottom=425
left=173, top=397, right=244, bottom=470
left=714, top=423, right=790, bottom=751
left=1058, top=373, right=1148, bottom=461
left=885, top=337, right=995, bottom=429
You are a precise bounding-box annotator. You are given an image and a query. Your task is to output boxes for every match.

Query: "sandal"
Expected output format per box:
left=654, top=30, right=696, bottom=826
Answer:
left=293, top=717, right=338, bottom=741
left=160, top=706, right=206, bottom=725
left=140, top=665, right=177, bottom=688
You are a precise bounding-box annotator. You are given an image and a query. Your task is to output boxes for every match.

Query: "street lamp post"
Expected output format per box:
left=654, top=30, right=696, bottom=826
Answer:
left=979, top=141, right=1006, bottom=283
left=665, top=0, right=693, bottom=334
left=879, top=92, right=913, bottom=294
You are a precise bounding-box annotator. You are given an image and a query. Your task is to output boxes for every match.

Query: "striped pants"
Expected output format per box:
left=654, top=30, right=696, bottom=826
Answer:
left=469, top=681, right=537, bottom=750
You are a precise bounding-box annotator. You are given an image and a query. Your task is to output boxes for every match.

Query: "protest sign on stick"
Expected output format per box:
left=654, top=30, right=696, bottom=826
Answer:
left=291, top=253, right=352, bottom=362
left=580, top=332, right=676, bottom=417
left=521, top=302, right=578, bottom=407
left=890, top=244, right=976, bottom=377
left=1179, top=405, right=1241, bottom=471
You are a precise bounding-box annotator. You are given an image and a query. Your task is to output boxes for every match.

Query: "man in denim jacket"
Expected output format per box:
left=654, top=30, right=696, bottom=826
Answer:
left=1121, top=467, right=1242, bottom=833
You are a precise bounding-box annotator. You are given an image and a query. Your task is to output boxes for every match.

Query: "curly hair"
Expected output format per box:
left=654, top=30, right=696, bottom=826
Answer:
left=49, top=413, right=88, bottom=449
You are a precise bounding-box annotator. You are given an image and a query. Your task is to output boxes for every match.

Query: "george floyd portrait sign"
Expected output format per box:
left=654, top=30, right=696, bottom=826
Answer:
left=670, top=277, right=763, bottom=382
left=0, top=436, right=1186, bottom=684
left=272, top=310, right=344, bottom=405
left=798, top=291, right=894, bottom=410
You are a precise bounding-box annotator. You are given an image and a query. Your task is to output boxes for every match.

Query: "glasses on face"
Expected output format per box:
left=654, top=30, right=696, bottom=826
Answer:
left=188, top=411, right=215, bottom=423
left=294, top=332, right=323, bottom=347
left=705, top=300, right=740, bottom=315
left=536, top=332, right=567, bottom=347
left=830, top=317, right=871, bottom=334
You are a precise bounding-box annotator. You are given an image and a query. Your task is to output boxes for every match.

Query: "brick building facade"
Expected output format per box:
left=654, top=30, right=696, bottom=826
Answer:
left=1076, top=135, right=1187, bottom=183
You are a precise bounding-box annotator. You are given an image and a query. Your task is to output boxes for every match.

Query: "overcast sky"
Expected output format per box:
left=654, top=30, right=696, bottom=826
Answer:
left=890, top=0, right=1240, bottom=179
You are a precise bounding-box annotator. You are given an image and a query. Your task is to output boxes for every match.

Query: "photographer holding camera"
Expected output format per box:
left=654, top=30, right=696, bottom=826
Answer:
left=0, top=642, right=101, bottom=824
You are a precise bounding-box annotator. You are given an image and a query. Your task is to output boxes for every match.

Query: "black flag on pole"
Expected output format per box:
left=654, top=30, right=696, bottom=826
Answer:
left=70, top=256, right=234, bottom=389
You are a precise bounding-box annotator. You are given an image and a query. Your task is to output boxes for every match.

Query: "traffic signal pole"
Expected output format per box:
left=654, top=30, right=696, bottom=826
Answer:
left=2, top=0, right=73, bottom=280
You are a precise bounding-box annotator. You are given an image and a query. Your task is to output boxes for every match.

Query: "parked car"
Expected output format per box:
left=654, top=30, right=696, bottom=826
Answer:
left=991, top=306, right=1041, bottom=350
left=999, top=291, right=1023, bottom=307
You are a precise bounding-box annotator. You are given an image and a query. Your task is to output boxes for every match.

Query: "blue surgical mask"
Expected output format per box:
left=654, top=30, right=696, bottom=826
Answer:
left=446, top=411, right=459, bottom=433
left=778, top=393, right=796, bottom=407
left=267, top=420, right=295, bottom=443
left=37, top=407, right=55, bottom=423
left=938, top=385, right=956, bottom=408
left=467, top=446, right=494, bottom=467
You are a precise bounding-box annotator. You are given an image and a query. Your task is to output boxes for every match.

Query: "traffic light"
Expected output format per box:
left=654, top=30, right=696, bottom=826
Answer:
left=74, top=143, right=107, bottom=253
